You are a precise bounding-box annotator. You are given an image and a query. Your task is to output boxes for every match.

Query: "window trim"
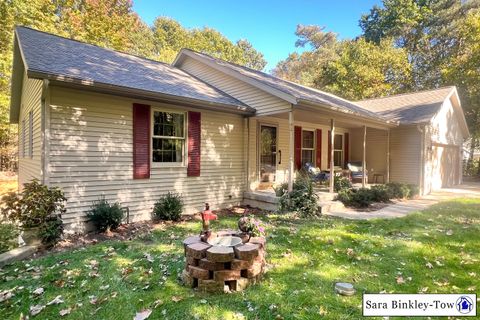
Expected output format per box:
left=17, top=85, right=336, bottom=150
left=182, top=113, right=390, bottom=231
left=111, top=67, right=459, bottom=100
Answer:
left=333, top=133, right=344, bottom=168
left=301, top=129, right=315, bottom=166
left=150, top=108, right=187, bottom=168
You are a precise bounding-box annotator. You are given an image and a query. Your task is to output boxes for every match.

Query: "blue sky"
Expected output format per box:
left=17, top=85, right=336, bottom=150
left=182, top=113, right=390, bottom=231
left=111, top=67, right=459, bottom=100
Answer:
left=133, top=0, right=382, bottom=70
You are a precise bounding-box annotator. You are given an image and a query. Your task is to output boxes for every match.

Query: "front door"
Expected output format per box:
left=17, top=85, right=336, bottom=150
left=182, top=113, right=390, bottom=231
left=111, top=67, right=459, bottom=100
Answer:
left=259, top=125, right=277, bottom=183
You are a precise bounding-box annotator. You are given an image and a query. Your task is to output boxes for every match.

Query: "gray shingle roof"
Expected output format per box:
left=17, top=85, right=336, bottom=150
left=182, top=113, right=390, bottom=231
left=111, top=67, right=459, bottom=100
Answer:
left=179, top=49, right=389, bottom=122
left=15, top=26, right=251, bottom=112
left=356, top=87, right=455, bottom=124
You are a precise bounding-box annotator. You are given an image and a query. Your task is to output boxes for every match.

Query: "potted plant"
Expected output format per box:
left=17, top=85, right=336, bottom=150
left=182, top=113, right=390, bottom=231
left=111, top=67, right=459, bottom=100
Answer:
left=1, top=179, right=66, bottom=246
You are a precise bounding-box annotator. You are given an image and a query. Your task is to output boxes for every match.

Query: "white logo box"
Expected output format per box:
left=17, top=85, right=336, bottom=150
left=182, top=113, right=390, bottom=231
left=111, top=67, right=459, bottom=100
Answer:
left=363, top=294, right=477, bottom=317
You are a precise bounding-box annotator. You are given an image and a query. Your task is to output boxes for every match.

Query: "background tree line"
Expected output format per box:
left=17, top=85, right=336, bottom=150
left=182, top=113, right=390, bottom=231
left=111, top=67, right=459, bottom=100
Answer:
left=273, top=0, right=480, bottom=174
left=0, top=0, right=267, bottom=171
left=1, top=0, right=479, bottom=175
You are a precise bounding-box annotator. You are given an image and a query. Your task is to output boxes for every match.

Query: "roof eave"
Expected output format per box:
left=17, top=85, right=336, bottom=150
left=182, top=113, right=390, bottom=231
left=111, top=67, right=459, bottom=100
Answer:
left=296, top=98, right=398, bottom=127
left=27, top=70, right=256, bottom=115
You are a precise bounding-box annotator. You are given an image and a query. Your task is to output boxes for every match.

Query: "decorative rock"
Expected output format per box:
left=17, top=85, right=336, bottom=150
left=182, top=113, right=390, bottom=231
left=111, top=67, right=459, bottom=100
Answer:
left=234, top=243, right=259, bottom=261
left=198, top=258, right=225, bottom=271
left=198, top=279, right=224, bottom=293
left=335, top=282, right=355, bottom=296
left=231, top=259, right=252, bottom=270
left=186, top=242, right=211, bottom=259
left=188, top=265, right=210, bottom=280
left=235, top=232, right=250, bottom=243
left=214, top=269, right=241, bottom=281
left=186, top=256, right=198, bottom=267
left=215, top=230, right=237, bottom=237
left=206, top=246, right=235, bottom=262
left=243, top=261, right=263, bottom=278
left=181, top=270, right=195, bottom=288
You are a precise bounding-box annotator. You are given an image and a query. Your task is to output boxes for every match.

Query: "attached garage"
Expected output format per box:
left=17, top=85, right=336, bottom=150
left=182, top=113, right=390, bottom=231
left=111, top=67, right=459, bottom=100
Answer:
left=357, top=87, right=469, bottom=195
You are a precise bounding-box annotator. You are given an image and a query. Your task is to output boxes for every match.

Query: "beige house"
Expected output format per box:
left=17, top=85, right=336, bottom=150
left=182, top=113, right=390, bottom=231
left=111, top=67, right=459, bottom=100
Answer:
left=10, top=27, right=469, bottom=230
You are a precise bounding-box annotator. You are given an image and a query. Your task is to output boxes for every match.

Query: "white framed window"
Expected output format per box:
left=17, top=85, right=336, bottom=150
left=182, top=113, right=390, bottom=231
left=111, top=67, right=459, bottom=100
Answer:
left=151, top=110, right=185, bottom=163
left=301, top=130, right=315, bottom=167
left=28, top=111, right=33, bottom=158
left=21, top=119, right=26, bottom=158
left=333, top=134, right=343, bottom=167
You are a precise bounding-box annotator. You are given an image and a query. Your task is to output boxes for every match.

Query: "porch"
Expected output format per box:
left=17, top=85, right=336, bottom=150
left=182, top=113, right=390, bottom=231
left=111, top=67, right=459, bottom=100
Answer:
left=245, top=104, right=396, bottom=191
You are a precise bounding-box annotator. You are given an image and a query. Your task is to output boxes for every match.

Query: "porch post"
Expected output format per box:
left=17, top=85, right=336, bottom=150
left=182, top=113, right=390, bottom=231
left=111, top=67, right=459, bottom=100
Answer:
left=329, top=119, right=335, bottom=193
left=386, top=129, right=390, bottom=183
left=362, top=125, right=367, bottom=187
left=288, top=109, right=294, bottom=192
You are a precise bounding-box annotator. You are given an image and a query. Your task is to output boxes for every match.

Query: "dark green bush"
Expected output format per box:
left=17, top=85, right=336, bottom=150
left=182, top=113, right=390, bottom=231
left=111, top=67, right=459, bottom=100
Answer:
left=386, top=182, right=411, bottom=199
left=273, top=182, right=288, bottom=197
left=0, top=223, right=19, bottom=253
left=87, top=198, right=124, bottom=232
left=152, top=192, right=184, bottom=221
left=279, top=174, right=319, bottom=217
left=336, top=188, right=374, bottom=208
left=39, top=215, right=64, bottom=246
left=334, top=176, right=352, bottom=192
left=370, top=185, right=391, bottom=202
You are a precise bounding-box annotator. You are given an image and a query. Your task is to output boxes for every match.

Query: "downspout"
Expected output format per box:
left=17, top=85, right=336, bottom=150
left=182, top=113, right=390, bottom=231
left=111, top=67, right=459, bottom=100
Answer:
left=416, top=125, right=425, bottom=195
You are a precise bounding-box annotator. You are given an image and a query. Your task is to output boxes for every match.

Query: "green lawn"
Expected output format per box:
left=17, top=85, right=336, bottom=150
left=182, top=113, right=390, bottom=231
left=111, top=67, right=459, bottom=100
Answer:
left=1, top=199, right=479, bottom=319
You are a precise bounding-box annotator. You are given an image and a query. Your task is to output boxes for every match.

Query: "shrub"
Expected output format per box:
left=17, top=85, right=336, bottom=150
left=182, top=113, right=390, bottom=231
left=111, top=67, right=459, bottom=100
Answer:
left=407, top=184, right=419, bottom=199
left=239, top=215, right=266, bottom=237
left=273, top=182, right=288, bottom=197
left=279, top=174, right=319, bottom=217
left=0, top=223, right=19, bottom=253
left=334, top=176, right=352, bottom=192
left=386, top=182, right=411, bottom=199
left=370, top=185, right=391, bottom=202
left=87, top=198, right=124, bottom=232
left=336, top=188, right=374, bottom=208
left=1, top=179, right=66, bottom=228
left=152, top=192, right=183, bottom=221
left=39, top=215, right=64, bottom=246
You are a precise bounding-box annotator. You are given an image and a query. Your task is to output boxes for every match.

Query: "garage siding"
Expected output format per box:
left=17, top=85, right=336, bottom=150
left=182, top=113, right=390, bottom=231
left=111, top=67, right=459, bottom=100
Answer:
left=389, top=127, right=422, bottom=185
left=48, top=86, right=245, bottom=230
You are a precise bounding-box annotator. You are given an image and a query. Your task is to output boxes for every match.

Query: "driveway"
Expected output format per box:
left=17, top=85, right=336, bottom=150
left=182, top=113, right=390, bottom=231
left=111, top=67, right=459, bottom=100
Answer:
left=326, top=182, right=480, bottom=220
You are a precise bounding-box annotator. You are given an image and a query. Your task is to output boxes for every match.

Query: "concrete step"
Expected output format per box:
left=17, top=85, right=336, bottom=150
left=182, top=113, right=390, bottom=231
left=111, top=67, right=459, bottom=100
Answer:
left=319, top=200, right=345, bottom=214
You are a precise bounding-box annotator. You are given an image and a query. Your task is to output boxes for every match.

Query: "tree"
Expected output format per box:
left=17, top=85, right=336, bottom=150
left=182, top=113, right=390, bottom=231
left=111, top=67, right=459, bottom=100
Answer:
left=316, top=38, right=411, bottom=100
left=273, top=25, right=410, bottom=100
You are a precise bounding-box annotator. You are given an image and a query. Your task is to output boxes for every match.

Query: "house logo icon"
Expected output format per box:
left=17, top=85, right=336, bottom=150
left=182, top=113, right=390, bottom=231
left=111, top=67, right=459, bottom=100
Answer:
left=456, top=296, right=474, bottom=314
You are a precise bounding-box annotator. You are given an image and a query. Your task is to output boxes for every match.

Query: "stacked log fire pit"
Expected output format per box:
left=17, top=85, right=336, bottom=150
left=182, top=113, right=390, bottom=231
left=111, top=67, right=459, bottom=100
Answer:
left=181, top=204, right=267, bottom=293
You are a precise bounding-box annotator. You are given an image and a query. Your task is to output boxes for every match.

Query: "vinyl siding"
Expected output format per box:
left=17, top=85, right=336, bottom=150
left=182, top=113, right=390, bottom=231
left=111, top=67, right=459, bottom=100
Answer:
left=48, top=86, right=245, bottom=230
left=389, top=126, right=422, bottom=185
left=18, top=74, right=43, bottom=188
left=350, top=128, right=388, bottom=183
left=430, top=98, right=464, bottom=146
left=178, top=57, right=291, bottom=115
left=247, top=116, right=349, bottom=190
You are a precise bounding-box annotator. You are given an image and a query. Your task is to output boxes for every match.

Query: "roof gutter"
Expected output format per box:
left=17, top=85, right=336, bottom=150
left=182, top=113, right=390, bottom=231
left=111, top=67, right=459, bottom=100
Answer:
left=27, top=69, right=256, bottom=116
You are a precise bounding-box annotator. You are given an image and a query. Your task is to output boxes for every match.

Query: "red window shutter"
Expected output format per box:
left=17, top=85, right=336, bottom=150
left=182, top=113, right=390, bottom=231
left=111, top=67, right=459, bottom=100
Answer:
left=316, top=129, right=322, bottom=168
left=187, top=111, right=201, bottom=177
left=344, top=132, right=349, bottom=168
left=133, top=103, right=150, bottom=179
left=294, top=126, right=302, bottom=170
left=328, top=130, right=332, bottom=168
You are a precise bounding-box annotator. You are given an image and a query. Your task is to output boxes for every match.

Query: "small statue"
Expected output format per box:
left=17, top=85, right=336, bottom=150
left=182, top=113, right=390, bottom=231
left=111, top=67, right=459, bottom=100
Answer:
left=200, top=203, right=217, bottom=242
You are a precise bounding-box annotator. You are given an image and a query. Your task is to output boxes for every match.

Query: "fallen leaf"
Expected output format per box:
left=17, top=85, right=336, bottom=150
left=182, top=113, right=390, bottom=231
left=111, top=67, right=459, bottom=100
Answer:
left=32, top=288, right=44, bottom=295
left=99, top=285, right=110, bottom=290
left=0, top=290, right=14, bottom=302
left=425, top=262, right=433, bottom=269
left=171, top=296, right=183, bottom=302
left=47, top=295, right=64, bottom=305
left=30, top=304, right=45, bottom=316
left=134, top=309, right=152, bottom=320
left=153, top=300, right=163, bottom=308
left=59, top=308, right=71, bottom=316
left=446, top=230, right=453, bottom=236
left=396, top=276, right=405, bottom=284
left=144, top=253, right=154, bottom=263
